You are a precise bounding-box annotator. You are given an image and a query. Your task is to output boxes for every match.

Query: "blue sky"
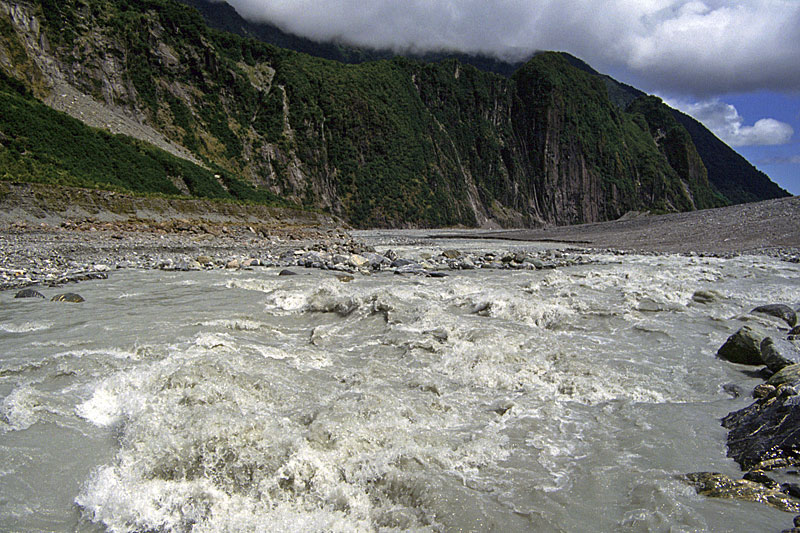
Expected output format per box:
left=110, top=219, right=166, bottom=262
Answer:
left=222, top=0, right=799, bottom=194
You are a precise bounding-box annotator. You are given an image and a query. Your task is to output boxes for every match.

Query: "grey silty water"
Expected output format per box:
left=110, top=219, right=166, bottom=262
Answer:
left=1, top=235, right=799, bottom=532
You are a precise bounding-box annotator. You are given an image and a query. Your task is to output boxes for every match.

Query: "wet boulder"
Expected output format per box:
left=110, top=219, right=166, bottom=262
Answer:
left=752, top=304, right=797, bottom=328
left=684, top=472, right=800, bottom=512
left=278, top=269, right=298, bottom=276
left=15, top=288, right=45, bottom=299
left=761, top=338, right=800, bottom=373
left=722, top=384, right=800, bottom=471
left=717, top=325, right=767, bottom=365
left=51, top=293, right=84, bottom=303
left=768, top=364, right=800, bottom=388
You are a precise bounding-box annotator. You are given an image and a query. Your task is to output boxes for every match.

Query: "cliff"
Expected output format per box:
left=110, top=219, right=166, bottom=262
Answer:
left=0, top=0, right=788, bottom=228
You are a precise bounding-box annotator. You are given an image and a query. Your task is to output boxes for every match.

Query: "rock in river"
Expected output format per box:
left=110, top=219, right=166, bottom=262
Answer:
left=752, top=304, right=798, bottom=328
left=722, top=379, right=800, bottom=471
left=684, top=472, right=800, bottom=512
left=761, top=338, right=800, bottom=373
left=717, top=325, right=767, bottom=365
left=15, top=288, right=45, bottom=299
left=51, top=293, right=85, bottom=303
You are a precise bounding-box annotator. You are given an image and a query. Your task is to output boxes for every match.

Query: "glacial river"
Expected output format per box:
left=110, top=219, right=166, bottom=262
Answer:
left=2, top=232, right=799, bottom=532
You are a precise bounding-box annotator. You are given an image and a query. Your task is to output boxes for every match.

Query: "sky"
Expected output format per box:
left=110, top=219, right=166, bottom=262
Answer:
left=220, top=0, right=800, bottom=194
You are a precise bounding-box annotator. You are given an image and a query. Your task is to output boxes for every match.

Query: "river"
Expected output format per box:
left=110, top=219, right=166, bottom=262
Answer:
left=2, top=232, right=799, bottom=532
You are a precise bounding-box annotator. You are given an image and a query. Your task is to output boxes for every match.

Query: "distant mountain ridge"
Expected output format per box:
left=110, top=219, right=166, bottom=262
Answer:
left=0, top=0, right=789, bottom=229
left=177, top=0, right=790, bottom=210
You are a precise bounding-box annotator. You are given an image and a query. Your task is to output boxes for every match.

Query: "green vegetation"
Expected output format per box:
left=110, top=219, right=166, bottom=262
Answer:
left=0, top=70, right=292, bottom=207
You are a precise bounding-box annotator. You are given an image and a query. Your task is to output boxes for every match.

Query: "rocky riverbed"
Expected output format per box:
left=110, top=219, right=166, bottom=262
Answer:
left=0, top=218, right=604, bottom=294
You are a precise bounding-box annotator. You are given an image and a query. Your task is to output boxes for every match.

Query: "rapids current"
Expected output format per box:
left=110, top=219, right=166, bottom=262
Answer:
left=2, top=234, right=800, bottom=532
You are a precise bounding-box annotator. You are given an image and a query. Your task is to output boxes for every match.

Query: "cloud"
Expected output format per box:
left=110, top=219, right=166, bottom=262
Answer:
left=667, top=98, right=794, bottom=146
left=223, top=0, right=800, bottom=95
left=758, top=155, right=800, bottom=165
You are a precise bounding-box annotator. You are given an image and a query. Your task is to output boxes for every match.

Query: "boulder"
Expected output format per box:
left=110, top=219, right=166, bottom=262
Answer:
left=752, top=304, right=797, bottom=328
left=14, top=288, right=45, bottom=299
left=348, top=254, right=370, bottom=269
left=278, top=269, right=298, bottom=276
left=761, top=338, right=800, bottom=373
left=684, top=472, right=800, bottom=513
left=226, top=259, right=240, bottom=269
left=196, top=255, right=213, bottom=266
left=51, top=293, right=84, bottom=303
left=442, top=249, right=461, bottom=259
left=692, top=290, right=722, bottom=304
left=768, top=364, right=800, bottom=388
left=722, top=385, right=800, bottom=470
left=789, top=325, right=800, bottom=341
left=717, top=325, right=767, bottom=365
left=362, top=252, right=390, bottom=269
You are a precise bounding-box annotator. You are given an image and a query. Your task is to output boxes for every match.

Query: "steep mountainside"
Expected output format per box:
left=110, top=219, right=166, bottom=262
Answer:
left=0, top=0, right=788, bottom=228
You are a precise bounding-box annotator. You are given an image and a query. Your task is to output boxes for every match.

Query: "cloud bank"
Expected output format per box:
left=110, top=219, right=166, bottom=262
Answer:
left=223, top=0, right=800, bottom=96
left=668, top=98, right=795, bottom=146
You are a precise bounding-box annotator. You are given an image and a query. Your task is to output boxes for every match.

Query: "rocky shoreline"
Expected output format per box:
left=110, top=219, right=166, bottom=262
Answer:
left=687, top=302, right=800, bottom=533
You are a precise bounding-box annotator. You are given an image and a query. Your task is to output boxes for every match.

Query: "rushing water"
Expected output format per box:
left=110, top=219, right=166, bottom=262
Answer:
left=2, top=233, right=800, bottom=532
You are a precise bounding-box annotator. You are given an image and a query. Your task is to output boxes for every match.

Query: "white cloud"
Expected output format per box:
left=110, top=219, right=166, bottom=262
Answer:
left=224, top=0, right=800, bottom=95
left=667, top=98, right=795, bottom=146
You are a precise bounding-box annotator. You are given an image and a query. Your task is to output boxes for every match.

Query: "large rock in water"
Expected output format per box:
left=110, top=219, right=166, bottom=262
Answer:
left=761, top=338, right=800, bottom=373
left=15, top=288, right=45, bottom=299
left=752, top=304, right=798, bottom=328
left=722, top=383, right=800, bottom=471
left=51, top=293, right=84, bottom=303
left=717, top=325, right=767, bottom=365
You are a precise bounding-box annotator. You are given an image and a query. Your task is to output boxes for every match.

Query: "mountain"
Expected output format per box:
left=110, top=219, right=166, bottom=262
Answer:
left=0, top=0, right=789, bottom=229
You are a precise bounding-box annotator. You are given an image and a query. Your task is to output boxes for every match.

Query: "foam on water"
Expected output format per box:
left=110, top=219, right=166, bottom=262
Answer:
left=0, top=321, right=53, bottom=333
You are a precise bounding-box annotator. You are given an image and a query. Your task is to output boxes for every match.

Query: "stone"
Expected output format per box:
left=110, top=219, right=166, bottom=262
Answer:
left=753, top=383, right=776, bottom=399
left=752, top=304, right=798, bottom=328
left=278, top=269, right=298, bottom=276
left=442, top=249, right=461, bottom=259
left=767, top=363, right=800, bottom=387
left=226, top=259, right=240, bottom=269
left=336, top=274, right=355, bottom=283
left=362, top=252, right=389, bottom=269
left=761, top=337, right=800, bottom=373
left=14, top=288, right=45, bottom=299
left=692, top=290, right=721, bottom=304
left=723, top=386, right=800, bottom=470
left=51, top=293, right=84, bottom=303
left=348, top=254, right=370, bottom=268
left=683, top=472, right=800, bottom=513
left=196, top=255, right=213, bottom=266
left=789, top=325, right=800, bottom=340
left=717, top=325, right=767, bottom=365
left=391, top=258, right=417, bottom=268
